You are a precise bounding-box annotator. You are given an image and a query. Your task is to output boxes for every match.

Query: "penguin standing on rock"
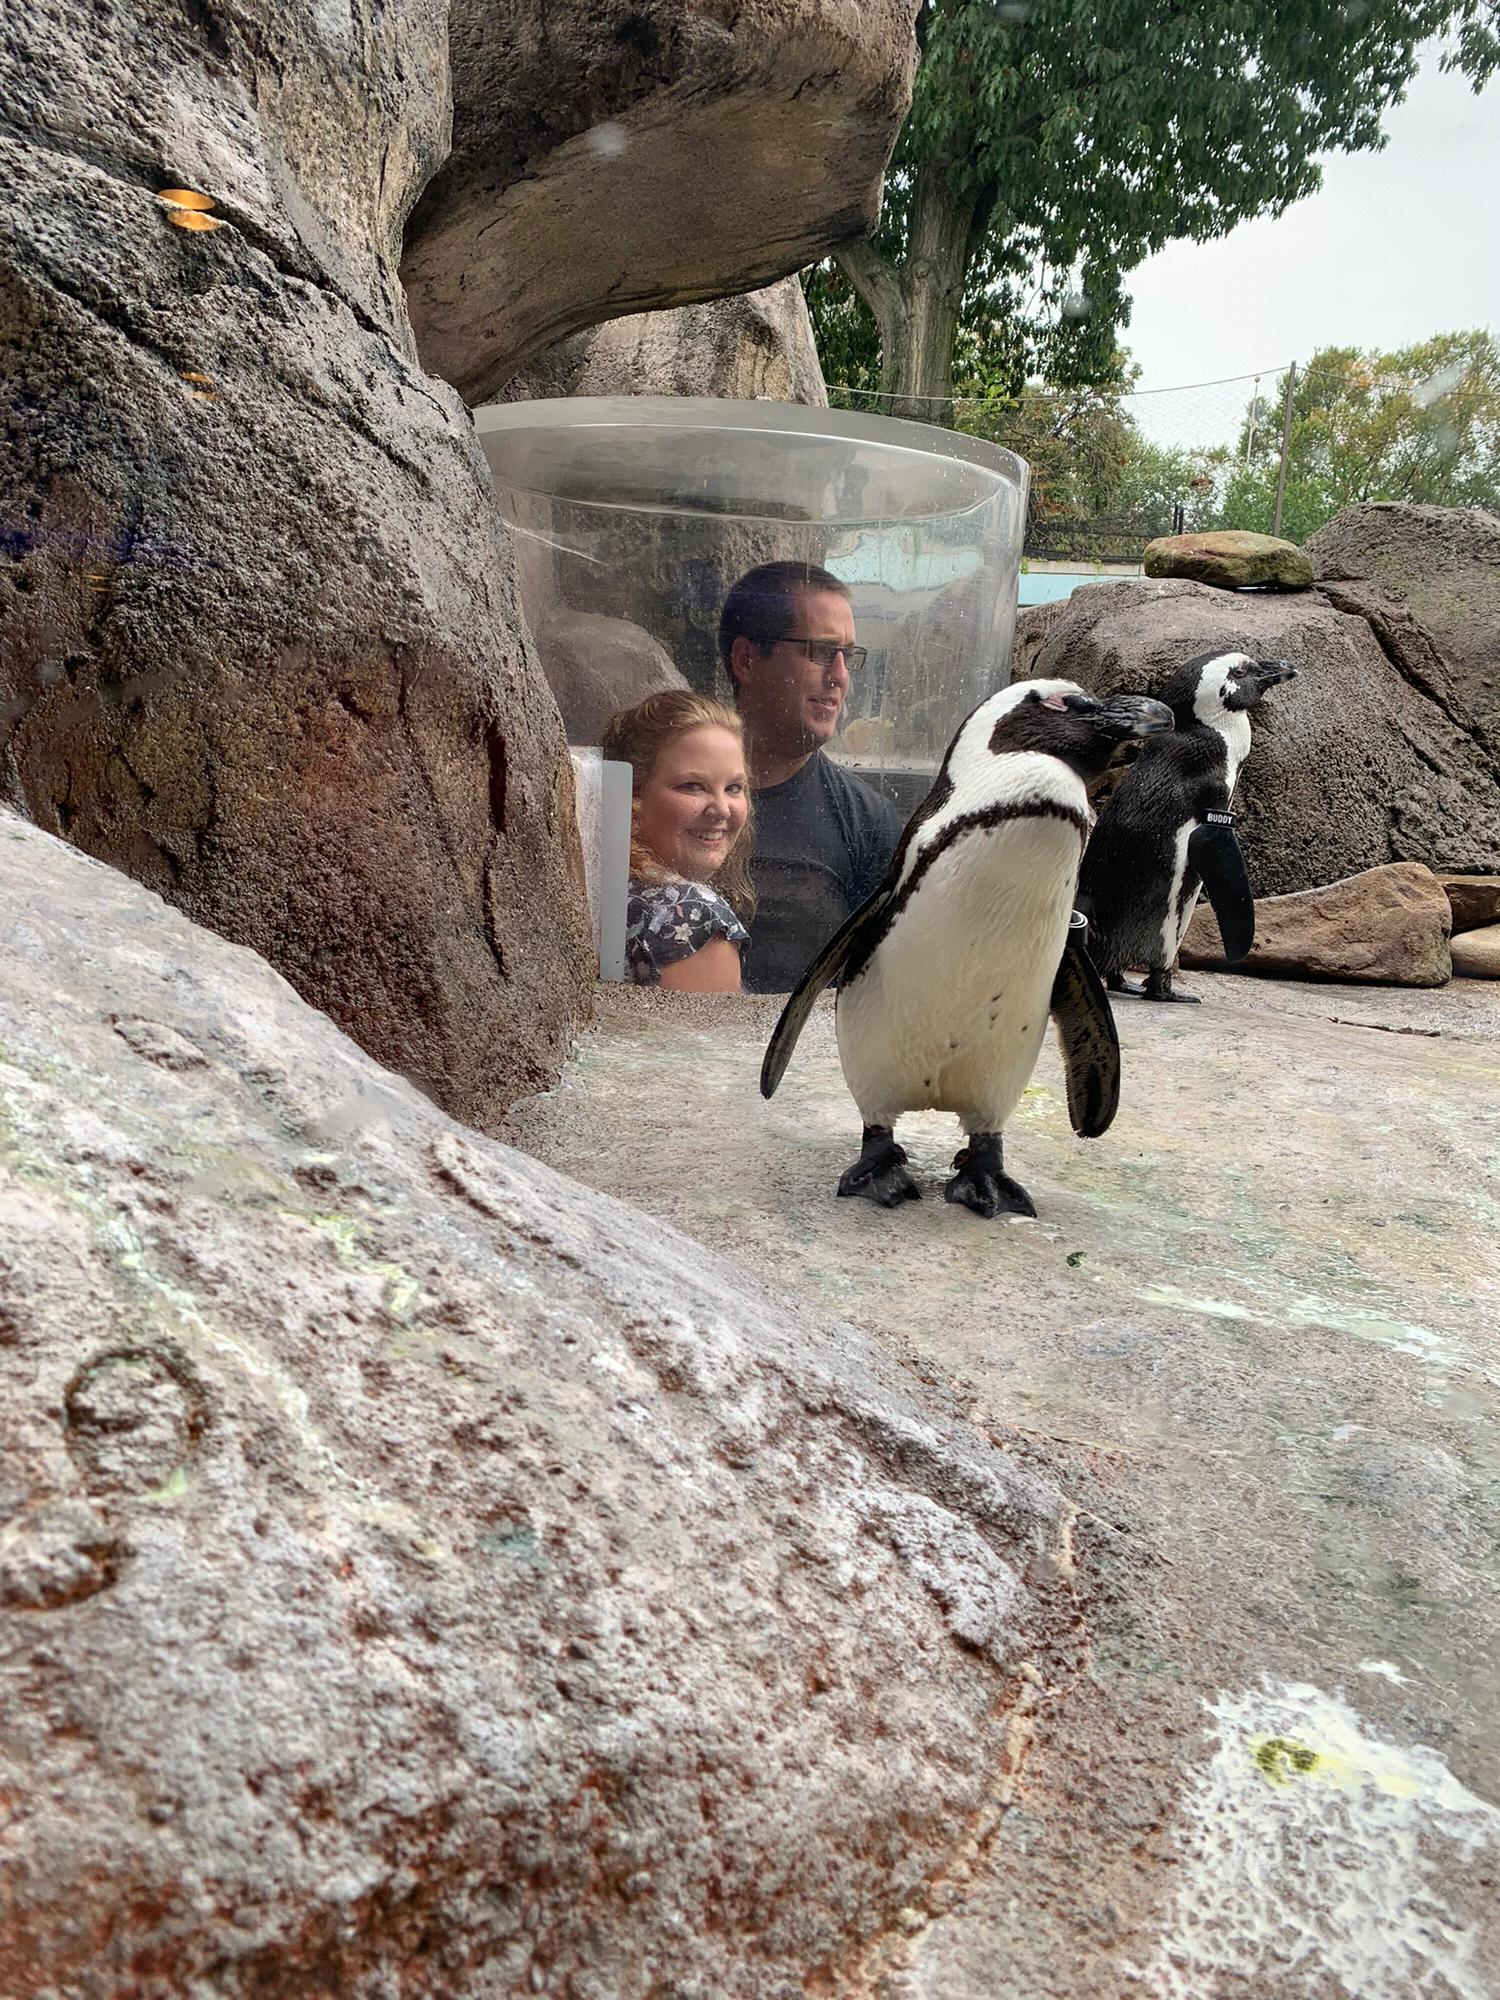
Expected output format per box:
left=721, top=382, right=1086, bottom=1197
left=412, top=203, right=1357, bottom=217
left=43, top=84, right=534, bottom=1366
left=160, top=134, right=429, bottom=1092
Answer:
left=760, top=681, right=1174, bottom=1218
left=1077, top=650, right=1297, bottom=1003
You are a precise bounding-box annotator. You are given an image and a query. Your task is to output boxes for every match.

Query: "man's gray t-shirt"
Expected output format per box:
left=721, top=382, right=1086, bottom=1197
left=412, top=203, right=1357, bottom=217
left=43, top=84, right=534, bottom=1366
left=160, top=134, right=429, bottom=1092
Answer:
left=744, top=752, right=905, bottom=993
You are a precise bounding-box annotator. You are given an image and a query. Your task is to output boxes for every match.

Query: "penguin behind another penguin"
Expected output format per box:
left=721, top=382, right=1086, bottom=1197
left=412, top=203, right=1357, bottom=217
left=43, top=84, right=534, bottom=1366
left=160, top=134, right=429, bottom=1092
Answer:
left=1076, top=650, right=1297, bottom=1003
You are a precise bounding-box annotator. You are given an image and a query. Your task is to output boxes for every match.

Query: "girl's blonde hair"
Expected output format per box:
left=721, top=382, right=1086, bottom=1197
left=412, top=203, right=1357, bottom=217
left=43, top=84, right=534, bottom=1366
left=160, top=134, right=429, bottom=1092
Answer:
left=602, top=689, right=756, bottom=920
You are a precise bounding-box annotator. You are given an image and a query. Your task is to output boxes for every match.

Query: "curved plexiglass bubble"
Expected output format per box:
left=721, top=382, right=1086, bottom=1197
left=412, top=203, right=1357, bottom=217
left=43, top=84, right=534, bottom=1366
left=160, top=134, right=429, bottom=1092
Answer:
left=476, top=397, right=1029, bottom=808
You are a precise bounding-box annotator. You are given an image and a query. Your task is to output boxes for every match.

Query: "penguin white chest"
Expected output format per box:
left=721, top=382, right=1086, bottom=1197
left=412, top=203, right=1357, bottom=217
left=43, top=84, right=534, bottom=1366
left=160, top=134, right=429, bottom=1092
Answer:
left=836, top=812, right=1083, bottom=1130
left=1165, top=711, right=1253, bottom=957
left=1218, top=711, right=1252, bottom=792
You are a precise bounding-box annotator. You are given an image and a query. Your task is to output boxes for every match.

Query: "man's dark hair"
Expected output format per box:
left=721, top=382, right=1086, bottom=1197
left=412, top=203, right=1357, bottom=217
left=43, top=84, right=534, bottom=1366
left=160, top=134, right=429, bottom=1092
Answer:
left=717, top=561, right=852, bottom=692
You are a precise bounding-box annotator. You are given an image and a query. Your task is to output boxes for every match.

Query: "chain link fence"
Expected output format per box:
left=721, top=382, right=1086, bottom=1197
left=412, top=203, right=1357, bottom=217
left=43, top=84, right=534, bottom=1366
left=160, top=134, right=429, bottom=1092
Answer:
left=826, top=368, right=1297, bottom=565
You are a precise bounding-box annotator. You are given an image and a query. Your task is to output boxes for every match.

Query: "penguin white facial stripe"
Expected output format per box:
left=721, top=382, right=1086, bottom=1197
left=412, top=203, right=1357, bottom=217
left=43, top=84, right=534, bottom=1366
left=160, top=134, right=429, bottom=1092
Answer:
left=1192, top=654, right=1253, bottom=727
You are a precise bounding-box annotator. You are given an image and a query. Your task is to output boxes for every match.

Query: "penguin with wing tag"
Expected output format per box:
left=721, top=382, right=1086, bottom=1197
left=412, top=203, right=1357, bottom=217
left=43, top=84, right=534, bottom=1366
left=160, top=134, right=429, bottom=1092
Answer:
left=760, top=681, right=1173, bottom=1218
left=1077, top=650, right=1297, bottom=1003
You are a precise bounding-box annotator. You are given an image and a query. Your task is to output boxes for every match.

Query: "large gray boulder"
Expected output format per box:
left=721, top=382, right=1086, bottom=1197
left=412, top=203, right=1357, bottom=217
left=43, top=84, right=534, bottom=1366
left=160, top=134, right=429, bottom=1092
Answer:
left=0, top=0, right=593, bottom=1128
left=533, top=608, right=689, bottom=742
left=1306, top=503, right=1500, bottom=769
left=1014, top=578, right=1500, bottom=895
left=402, top=0, right=916, bottom=403
left=505, top=277, right=828, bottom=406
left=0, top=813, right=1078, bottom=1998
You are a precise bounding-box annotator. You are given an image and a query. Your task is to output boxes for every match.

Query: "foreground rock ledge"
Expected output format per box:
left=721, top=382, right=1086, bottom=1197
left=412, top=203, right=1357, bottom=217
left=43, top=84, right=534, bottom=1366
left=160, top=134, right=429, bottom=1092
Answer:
left=0, top=815, right=1077, bottom=1999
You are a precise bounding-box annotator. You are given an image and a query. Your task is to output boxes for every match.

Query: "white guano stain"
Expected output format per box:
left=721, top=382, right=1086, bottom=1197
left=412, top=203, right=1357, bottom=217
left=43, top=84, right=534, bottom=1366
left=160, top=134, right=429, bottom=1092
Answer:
left=1141, top=1680, right=1500, bottom=1999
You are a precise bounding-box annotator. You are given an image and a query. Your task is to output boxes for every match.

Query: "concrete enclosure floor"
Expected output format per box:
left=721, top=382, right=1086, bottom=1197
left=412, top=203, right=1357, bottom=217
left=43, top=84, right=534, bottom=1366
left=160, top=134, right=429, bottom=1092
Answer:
left=506, top=971, right=1500, bottom=1997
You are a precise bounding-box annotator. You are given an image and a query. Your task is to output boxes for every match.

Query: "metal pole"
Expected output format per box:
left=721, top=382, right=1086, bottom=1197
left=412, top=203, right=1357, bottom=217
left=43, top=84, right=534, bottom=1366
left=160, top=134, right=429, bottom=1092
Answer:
left=1272, top=361, right=1298, bottom=539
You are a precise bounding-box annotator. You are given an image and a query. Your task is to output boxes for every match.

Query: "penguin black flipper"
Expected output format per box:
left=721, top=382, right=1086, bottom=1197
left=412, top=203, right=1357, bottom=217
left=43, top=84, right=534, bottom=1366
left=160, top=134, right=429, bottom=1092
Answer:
left=759, top=887, right=894, bottom=1100
left=1049, top=923, right=1121, bottom=1139
left=1187, top=818, right=1255, bottom=962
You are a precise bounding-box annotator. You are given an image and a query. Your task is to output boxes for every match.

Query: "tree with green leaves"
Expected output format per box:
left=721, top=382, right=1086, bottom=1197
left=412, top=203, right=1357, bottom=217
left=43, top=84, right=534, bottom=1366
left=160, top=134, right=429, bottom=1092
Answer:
left=1211, top=332, right=1500, bottom=541
left=809, top=0, right=1499, bottom=415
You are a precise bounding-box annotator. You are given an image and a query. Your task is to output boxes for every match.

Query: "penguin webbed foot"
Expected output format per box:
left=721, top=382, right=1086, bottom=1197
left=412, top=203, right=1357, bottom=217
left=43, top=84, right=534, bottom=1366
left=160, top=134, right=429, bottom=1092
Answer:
left=837, top=1125, right=921, bottom=1208
left=944, top=1133, right=1036, bottom=1220
left=1106, top=973, right=1146, bottom=997
left=1144, top=967, right=1200, bottom=1005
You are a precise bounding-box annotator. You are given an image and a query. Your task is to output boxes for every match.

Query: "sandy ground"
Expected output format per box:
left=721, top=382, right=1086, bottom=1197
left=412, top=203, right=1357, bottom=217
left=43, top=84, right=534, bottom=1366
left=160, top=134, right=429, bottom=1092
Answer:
left=505, top=972, right=1500, bottom=1998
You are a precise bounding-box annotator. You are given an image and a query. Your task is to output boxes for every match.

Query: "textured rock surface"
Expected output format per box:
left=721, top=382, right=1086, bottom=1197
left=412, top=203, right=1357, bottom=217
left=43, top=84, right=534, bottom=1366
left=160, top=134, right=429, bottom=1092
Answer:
left=1179, top=862, right=1453, bottom=986
left=1307, top=503, right=1500, bottom=768
left=1013, top=579, right=1500, bottom=894
left=506, top=979, right=1500, bottom=1998
left=1452, top=922, right=1500, bottom=978
left=402, top=0, right=915, bottom=402
left=0, top=0, right=592, bottom=1126
left=505, top=277, right=828, bottom=407
left=1435, top=873, right=1500, bottom=934
left=534, top=608, right=688, bottom=743
left=1143, top=530, right=1314, bottom=591
left=0, top=814, right=1080, bottom=1998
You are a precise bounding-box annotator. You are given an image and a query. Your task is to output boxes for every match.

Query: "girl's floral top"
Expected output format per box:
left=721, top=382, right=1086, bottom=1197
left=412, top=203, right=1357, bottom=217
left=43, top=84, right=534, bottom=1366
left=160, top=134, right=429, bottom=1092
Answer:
left=625, top=877, right=749, bottom=986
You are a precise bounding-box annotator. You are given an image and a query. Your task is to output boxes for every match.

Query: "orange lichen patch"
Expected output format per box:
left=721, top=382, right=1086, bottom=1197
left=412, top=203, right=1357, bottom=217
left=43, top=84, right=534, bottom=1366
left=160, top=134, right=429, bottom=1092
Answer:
left=157, top=188, right=215, bottom=211
left=165, top=209, right=225, bottom=233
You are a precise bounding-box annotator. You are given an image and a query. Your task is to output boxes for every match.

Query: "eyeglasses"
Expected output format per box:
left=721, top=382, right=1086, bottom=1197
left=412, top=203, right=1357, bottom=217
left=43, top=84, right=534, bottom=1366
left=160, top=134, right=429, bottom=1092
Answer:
left=772, top=636, right=868, bottom=673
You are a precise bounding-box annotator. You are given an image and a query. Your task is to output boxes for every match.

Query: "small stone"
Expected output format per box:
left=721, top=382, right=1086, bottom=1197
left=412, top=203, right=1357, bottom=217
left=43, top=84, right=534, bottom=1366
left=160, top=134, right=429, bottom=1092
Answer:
left=1450, top=922, right=1500, bottom=978
left=1143, top=531, right=1314, bottom=591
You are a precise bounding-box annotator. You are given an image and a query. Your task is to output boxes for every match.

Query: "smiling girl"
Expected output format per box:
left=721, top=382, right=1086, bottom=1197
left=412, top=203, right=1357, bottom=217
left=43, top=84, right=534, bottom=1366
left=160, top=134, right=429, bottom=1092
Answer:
left=601, top=691, right=756, bottom=992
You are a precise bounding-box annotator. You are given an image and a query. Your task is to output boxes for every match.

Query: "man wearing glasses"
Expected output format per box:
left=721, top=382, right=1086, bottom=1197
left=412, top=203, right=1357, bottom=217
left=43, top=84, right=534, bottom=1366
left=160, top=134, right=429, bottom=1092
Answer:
left=719, top=560, right=904, bottom=993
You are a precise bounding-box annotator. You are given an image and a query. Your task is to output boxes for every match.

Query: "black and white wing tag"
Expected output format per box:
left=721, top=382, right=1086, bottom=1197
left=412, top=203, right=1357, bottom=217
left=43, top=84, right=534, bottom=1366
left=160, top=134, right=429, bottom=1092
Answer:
left=1187, top=817, right=1255, bottom=962
left=1049, top=916, right=1121, bottom=1139
left=759, top=886, right=893, bottom=1100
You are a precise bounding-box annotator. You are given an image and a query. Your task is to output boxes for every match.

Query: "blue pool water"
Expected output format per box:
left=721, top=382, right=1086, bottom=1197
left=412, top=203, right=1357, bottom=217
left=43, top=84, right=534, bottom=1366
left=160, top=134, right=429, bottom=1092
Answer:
left=1017, top=571, right=1141, bottom=606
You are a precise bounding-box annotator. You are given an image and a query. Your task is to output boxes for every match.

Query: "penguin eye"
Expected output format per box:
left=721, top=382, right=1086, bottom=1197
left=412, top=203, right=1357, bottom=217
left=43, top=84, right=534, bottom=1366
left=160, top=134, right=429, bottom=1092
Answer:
left=1038, top=692, right=1070, bottom=712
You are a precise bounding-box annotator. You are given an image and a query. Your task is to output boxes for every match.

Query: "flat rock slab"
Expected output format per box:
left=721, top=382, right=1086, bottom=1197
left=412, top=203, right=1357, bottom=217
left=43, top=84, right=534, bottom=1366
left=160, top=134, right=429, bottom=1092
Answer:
left=1143, top=530, right=1314, bottom=590
left=507, top=977, right=1500, bottom=1997
left=1452, top=922, right=1500, bottom=978
left=1435, top=873, right=1500, bottom=934
left=1181, top=860, right=1453, bottom=985
left=0, top=815, right=1086, bottom=1999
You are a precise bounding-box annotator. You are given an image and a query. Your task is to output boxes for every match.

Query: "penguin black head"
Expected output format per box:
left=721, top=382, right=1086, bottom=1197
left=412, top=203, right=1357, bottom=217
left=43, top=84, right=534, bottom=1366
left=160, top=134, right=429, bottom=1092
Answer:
left=1223, top=656, right=1298, bottom=711
left=1159, top=650, right=1299, bottom=723
left=989, top=681, right=1174, bottom=783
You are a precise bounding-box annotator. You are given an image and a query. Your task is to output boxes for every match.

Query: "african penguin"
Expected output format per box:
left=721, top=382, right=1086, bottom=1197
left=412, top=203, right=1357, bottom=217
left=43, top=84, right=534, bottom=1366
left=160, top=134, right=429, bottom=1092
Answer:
left=760, top=680, right=1173, bottom=1218
left=1076, top=650, right=1297, bottom=1003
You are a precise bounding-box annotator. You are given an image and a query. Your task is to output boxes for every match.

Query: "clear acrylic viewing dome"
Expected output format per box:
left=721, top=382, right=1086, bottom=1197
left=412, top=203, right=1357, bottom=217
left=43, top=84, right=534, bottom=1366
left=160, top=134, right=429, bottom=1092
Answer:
left=476, top=397, right=1029, bottom=809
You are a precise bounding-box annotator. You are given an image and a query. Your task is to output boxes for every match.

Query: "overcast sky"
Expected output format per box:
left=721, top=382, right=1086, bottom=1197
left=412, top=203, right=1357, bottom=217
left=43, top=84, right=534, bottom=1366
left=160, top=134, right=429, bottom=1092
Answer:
left=1119, top=47, right=1497, bottom=443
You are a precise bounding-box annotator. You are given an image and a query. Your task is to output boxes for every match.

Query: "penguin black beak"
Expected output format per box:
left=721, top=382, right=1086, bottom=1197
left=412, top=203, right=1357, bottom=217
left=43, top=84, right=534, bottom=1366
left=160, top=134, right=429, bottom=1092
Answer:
left=1093, top=694, right=1175, bottom=741
left=1253, top=658, right=1298, bottom=688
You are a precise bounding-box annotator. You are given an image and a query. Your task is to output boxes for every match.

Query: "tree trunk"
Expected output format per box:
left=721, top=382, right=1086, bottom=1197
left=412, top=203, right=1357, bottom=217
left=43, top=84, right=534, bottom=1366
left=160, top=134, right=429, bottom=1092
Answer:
left=835, top=160, right=985, bottom=424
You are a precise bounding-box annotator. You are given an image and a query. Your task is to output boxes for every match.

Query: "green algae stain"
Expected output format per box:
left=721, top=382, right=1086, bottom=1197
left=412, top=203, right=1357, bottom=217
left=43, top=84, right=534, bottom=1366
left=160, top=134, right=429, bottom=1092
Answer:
left=479, top=1523, right=545, bottom=1569
left=1252, top=1735, right=1323, bottom=1785
left=292, top=1211, right=423, bottom=1324
left=142, top=1464, right=193, bottom=1504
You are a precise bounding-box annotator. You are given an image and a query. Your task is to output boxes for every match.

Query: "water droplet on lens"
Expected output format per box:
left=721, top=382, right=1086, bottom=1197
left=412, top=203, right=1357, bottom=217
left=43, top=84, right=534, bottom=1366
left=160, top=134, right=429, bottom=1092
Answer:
left=1411, top=361, right=1467, bottom=409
